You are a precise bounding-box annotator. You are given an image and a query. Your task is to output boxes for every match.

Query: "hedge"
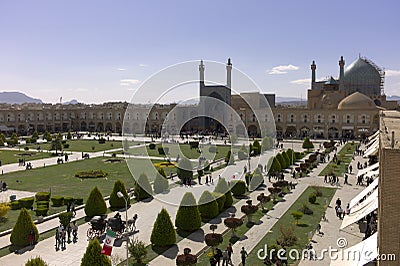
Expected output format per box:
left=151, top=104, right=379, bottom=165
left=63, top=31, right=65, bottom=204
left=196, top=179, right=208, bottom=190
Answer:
left=230, top=180, right=247, bottom=196
left=198, top=191, right=219, bottom=219
left=35, top=192, right=51, bottom=201
left=51, top=196, right=64, bottom=207
left=74, top=198, right=84, bottom=205
left=10, top=201, right=21, bottom=210
left=35, top=207, right=49, bottom=216
left=36, top=201, right=49, bottom=208
left=64, top=197, right=74, bottom=206
left=175, top=192, right=201, bottom=232
left=19, top=197, right=35, bottom=209
left=75, top=170, right=108, bottom=178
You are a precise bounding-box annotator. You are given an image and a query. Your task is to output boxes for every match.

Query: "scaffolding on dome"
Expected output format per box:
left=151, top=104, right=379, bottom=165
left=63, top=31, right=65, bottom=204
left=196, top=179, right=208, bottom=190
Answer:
left=361, top=56, right=385, bottom=95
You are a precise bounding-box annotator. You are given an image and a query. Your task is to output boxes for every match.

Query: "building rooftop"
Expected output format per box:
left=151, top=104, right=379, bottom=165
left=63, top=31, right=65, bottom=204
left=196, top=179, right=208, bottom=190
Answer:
left=380, top=110, right=400, bottom=149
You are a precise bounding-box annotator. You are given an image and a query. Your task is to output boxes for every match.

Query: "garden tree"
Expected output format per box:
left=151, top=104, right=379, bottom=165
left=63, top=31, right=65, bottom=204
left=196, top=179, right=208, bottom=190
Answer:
left=51, top=138, right=62, bottom=154
left=0, top=133, right=6, bottom=143
left=109, top=180, right=130, bottom=210
left=291, top=211, right=303, bottom=225
left=0, top=203, right=10, bottom=219
left=153, top=171, right=169, bottom=194
left=252, top=140, right=261, bottom=155
left=57, top=132, right=63, bottom=140
left=212, top=192, right=226, bottom=212
left=282, top=151, right=290, bottom=169
left=58, top=212, right=73, bottom=228
left=225, top=150, right=234, bottom=165
left=204, top=225, right=223, bottom=255
left=175, top=192, right=201, bottom=232
left=150, top=208, right=176, bottom=247
left=268, top=187, right=282, bottom=203
left=66, top=130, right=72, bottom=140
left=277, top=226, right=298, bottom=247
left=257, top=193, right=271, bottom=211
left=261, top=136, right=274, bottom=151
left=276, top=153, right=286, bottom=170
left=224, top=214, right=243, bottom=238
left=134, top=173, right=153, bottom=200
left=176, top=157, right=193, bottom=182
left=31, top=131, right=39, bottom=143
left=238, top=144, right=249, bottom=160
left=198, top=190, right=219, bottom=219
left=129, top=238, right=147, bottom=264
left=25, top=256, right=48, bottom=266
left=10, top=208, right=39, bottom=247
left=8, top=132, right=18, bottom=145
left=230, top=180, right=247, bottom=196
left=176, top=248, right=197, bottom=266
left=286, top=148, right=295, bottom=165
left=267, top=156, right=281, bottom=176
left=302, top=137, right=314, bottom=151
left=81, top=238, right=111, bottom=266
left=241, top=200, right=258, bottom=224
left=43, top=131, right=52, bottom=142
left=84, top=187, right=107, bottom=217
left=249, top=168, right=264, bottom=191
left=214, top=178, right=233, bottom=208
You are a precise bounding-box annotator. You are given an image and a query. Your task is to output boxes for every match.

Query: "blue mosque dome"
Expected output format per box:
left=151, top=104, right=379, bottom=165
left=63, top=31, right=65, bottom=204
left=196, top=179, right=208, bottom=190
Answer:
left=343, top=58, right=383, bottom=96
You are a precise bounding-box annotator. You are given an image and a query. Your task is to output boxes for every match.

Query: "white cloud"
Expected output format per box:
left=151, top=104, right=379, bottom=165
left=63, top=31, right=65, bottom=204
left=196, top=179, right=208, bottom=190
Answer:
left=120, top=79, right=140, bottom=86
left=268, top=64, right=299, bottom=74
left=290, top=78, right=311, bottom=85
left=386, top=69, right=400, bottom=77
left=139, top=64, right=148, bottom=67
left=117, top=68, right=126, bottom=71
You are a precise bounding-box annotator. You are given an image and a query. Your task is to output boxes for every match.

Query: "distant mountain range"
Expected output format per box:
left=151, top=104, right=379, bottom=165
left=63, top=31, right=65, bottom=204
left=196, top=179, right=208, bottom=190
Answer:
left=0, top=91, right=42, bottom=104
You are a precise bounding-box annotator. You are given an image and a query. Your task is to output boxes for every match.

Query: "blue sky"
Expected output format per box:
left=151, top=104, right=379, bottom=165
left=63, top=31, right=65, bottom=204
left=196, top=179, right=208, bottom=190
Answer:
left=1, top=0, right=400, bottom=103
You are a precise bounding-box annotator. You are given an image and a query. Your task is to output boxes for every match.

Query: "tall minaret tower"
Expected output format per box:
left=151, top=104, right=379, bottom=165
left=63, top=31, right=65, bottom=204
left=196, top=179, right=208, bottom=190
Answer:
left=311, top=60, right=316, bottom=90
left=199, top=60, right=205, bottom=87
left=226, top=58, right=232, bottom=89
left=339, top=56, right=345, bottom=91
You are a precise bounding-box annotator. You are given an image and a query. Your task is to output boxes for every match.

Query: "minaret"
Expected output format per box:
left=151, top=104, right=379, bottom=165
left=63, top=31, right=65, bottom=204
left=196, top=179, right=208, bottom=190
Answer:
left=311, top=60, right=316, bottom=90
left=199, top=60, right=205, bottom=87
left=226, top=58, right=232, bottom=89
left=339, top=56, right=345, bottom=91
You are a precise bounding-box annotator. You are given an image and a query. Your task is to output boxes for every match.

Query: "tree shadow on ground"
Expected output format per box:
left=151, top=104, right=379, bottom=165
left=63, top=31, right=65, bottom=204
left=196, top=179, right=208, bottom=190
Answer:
left=153, top=244, right=178, bottom=259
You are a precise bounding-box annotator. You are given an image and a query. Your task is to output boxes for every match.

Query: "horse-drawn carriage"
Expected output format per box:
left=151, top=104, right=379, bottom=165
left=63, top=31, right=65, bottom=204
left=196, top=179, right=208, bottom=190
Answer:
left=86, top=213, right=138, bottom=240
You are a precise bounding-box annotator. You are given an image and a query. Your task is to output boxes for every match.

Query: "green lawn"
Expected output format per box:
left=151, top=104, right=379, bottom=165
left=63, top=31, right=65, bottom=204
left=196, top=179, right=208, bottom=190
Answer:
left=1, top=157, right=176, bottom=200
left=23, top=139, right=123, bottom=152
left=0, top=149, right=53, bottom=165
left=245, top=186, right=336, bottom=265
left=124, top=143, right=231, bottom=161
left=319, top=142, right=357, bottom=177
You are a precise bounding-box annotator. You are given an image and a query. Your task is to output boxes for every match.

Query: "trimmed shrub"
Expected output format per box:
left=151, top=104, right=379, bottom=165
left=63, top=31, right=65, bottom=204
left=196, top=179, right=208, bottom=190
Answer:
left=225, top=150, right=234, bottom=165
left=0, top=203, right=11, bottom=219
left=249, top=170, right=264, bottom=191
left=262, top=136, right=274, bottom=151
left=74, top=198, right=84, bottom=205
left=10, top=208, right=39, bottom=247
left=308, top=193, right=317, bottom=204
left=214, top=178, right=233, bottom=208
left=10, top=201, right=21, bottom=210
left=149, top=143, right=156, bottom=149
left=230, top=180, right=246, bottom=196
left=81, top=238, right=111, bottom=266
left=252, top=140, right=261, bottom=155
left=267, top=156, right=281, bottom=175
left=302, top=137, right=314, bottom=151
left=175, top=192, right=201, bottom=232
left=176, top=248, right=197, bottom=266
left=25, top=256, right=48, bottom=266
left=35, top=192, right=50, bottom=202
left=36, top=201, right=49, bottom=208
left=286, top=149, right=295, bottom=165
left=153, top=173, right=169, bottom=194
left=109, top=180, right=130, bottom=210
left=128, top=238, right=147, bottom=263
left=84, top=187, right=107, bottom=218
left=198, top=191, right=219, bottom=219
left=64, top=197, right=74, bottom=206
left=19, top=197, right=35, bottom=210
left=204, top=233, right=223, bottom=250
left=276, top=153, right=286, bottom=171
left=59, top=212, right=73, bottom=227
left=212, top=192, right=226, bottom=212
left=282, top=152, right=290, bottom=169
left=134, top=173, right=153, bottom=200
left=51, top=196, right=64, bottom=207
left=150, top=208, right=176, bottom=247
left=176, top=157, right=193, bottom=181
left=75, top=170, right=108, bottom=178
left=35, top=207, right=49, bottom=216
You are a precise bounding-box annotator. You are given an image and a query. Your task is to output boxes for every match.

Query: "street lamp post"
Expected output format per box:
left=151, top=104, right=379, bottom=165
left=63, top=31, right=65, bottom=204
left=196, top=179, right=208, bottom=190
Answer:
left=117, top=191, right=128, bottom=266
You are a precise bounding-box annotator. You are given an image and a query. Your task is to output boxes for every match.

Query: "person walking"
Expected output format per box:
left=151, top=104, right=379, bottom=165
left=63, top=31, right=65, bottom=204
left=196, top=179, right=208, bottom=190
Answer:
left=28, top=229, right=35, bottom=246
left=71, top=201, right=76, bottom=217
left=72, top=221, right=78, bottom=243
left=227, top=243, right=233, bottom=265
left=67, top=223, right=72, bottom=243
left=240, top=247, right=248, bottom=266
left=61, top=229, right=66, bottom=250
left=55, top=229, right=60, bottom=250
left=222, top=249, right=228, bottom=266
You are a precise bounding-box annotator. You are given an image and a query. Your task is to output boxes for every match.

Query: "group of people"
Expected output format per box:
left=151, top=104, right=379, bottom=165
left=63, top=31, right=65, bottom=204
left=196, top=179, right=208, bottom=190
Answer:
left=209, top=244, right=235, bottom=266
left=55, top=221, right=78, bottom=251
left=0, top=180, right=7, bottom=191
left=334, top=198, right=350, bottom=220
